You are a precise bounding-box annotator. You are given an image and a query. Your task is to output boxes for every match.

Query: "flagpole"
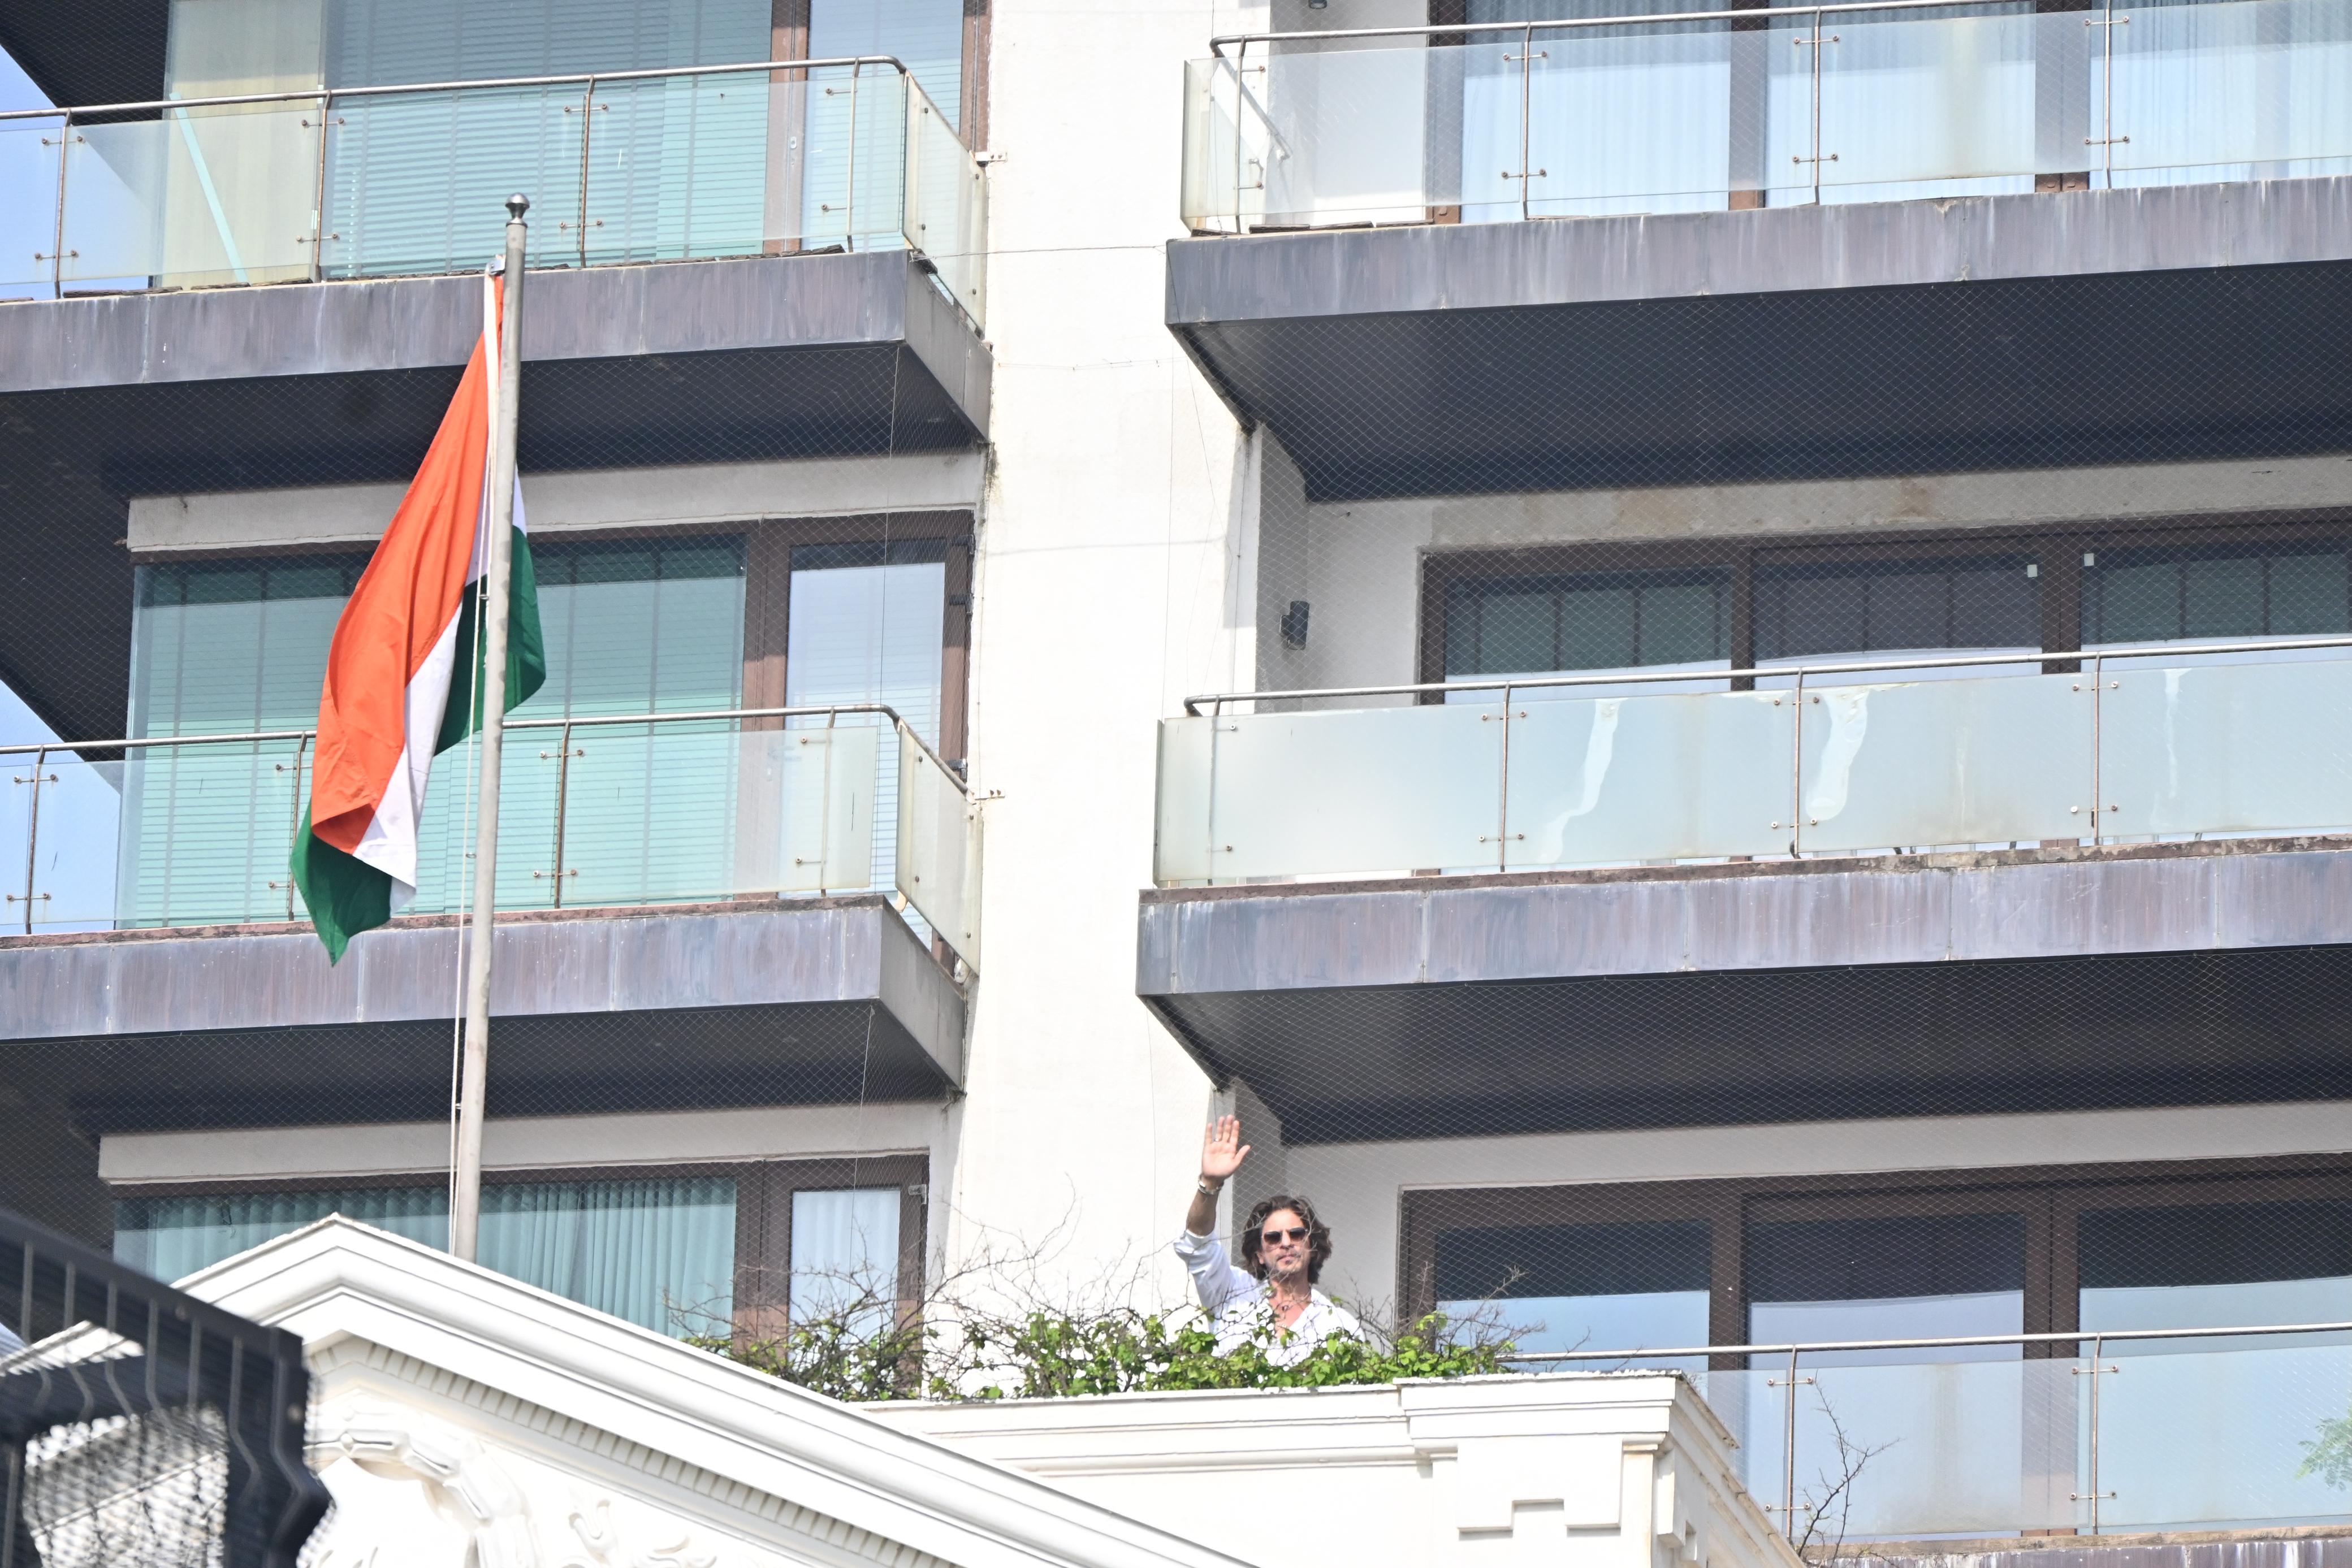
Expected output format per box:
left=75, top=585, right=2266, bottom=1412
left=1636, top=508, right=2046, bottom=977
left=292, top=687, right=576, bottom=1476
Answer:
left=452, top=194, right=529, bottom=1264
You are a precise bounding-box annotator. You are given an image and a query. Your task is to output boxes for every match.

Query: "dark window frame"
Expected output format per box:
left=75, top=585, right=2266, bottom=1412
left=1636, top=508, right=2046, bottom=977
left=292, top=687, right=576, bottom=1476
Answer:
left=1417, top=510, right=2352, bottom=695
left=1400, top=1155, right=2352, bottom=1368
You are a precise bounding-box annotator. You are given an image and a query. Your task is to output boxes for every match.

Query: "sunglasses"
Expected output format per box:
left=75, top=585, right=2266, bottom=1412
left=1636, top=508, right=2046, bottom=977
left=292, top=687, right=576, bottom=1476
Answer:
left=1259, top=1226, right=1309, bottom=1246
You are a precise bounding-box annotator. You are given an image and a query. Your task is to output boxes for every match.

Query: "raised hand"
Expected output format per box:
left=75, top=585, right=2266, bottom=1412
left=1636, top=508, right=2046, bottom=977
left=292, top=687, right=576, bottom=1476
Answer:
left=1200, top=1114, right=1251, bottom=1185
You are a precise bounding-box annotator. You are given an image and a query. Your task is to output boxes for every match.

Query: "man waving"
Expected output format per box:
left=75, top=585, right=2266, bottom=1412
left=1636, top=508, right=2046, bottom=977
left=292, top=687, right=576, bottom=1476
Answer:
left=1175, top=1115, right=1361, bottom=1363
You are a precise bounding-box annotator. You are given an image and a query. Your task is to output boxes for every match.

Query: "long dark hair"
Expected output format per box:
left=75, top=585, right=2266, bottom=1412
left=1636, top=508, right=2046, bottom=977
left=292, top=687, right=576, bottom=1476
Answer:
left=1240, top=1195, right=1333, bottom=1284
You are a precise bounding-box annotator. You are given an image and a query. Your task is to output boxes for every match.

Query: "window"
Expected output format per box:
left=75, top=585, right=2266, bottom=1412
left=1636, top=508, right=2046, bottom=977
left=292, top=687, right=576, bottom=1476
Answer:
left=113, top=1155, right=926, bottom=1340
left=2082, top=543, right=2352, bottom=647
left=1435, top=1218, right=1711, bottom=1371
left=115, top=1172, right=738, bottom=1336
left=1442, top=568, right=1731, bottom=682
left=1402, top=1159, right=2352, bottom=1352
left=1753, top=555, right=2040, bottom=664
left=2079, top=1199, right=2352, bottom=1341
left=113, top=523, right=965, bottom=925
left=122, top=538, right=749, bottom=924
left=1746, top=1212, right=2026, bottom=1366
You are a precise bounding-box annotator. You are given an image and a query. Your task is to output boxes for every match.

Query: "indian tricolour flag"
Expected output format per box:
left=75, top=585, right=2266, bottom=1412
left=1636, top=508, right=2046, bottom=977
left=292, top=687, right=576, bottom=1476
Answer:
left=291, top=271, right=545, bottom=963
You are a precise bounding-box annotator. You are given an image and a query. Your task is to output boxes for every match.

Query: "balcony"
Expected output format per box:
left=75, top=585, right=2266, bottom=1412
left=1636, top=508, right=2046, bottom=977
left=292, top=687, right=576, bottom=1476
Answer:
left=2, top=58, right=985, bottom=324
left=0, top=59, right=994, bottom=748
left=1166, top=0, right=2352, bottom=501
left=1139, top=641, right=2352, bottom=1142
left=0, top=704, right=979, bottom=1132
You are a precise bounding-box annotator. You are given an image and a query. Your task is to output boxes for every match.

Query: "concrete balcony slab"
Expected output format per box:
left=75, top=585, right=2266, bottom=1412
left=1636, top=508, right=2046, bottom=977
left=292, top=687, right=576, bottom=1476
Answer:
left=1167, top=177, right=2352, bottom=501
left=1138, top=838, right=2352, bottom=1142
left=0, top=896, right=964, bottom=1134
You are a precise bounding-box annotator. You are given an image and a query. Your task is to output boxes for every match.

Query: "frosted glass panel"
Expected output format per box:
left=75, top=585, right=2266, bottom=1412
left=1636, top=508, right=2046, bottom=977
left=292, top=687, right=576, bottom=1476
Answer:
left=1504, top=689, right=1791, bottom=866
left=773, top=721, right=881, bottom=894
left=2098, top=657, right=2352, bottom=838
left=0, top=119, right=63, bottom=293
left=2096, top=1339, right=2352, bottom=1529
left=1816, top=8, right=2053, bottom=202
left=897, top=728, right=978, bottom=963
left=1785, top=1357, right=2082, bottom=1536
left=2111, top=0, right=2352, bottom=183
left=1797, top=673, right=2093, bottom=852
left=1523, top=22, right=1732, bottom=218
left=63, top=105, right=320, bottom=290
left=1203, top=703, right=1506, bottom=879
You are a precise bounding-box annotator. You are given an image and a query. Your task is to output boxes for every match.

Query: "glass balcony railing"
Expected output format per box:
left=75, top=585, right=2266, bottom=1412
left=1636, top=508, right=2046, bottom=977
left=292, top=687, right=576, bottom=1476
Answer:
left=1181, top=0, right=2352, bottom=233
left=0, top=705, right=982, bottom=969
left=1521, top=1320, right=2352, bottom=1540
left=1155, top=638, right=2352, bottom=885
left=0, top=57, right=986, bottom=327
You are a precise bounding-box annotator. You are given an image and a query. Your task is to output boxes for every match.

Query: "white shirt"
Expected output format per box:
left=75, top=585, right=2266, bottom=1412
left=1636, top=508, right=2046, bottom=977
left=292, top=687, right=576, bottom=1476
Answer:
left=1173, top=1227, right=1362, bottom=1365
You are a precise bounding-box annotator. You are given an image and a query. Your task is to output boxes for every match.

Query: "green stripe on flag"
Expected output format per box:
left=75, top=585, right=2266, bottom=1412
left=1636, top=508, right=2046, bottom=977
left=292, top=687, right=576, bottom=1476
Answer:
left=288, top=807, right=392, bottom=966
left=295, top=527, right=545, bottom=964
left=436, top=527, right=548, bottom=754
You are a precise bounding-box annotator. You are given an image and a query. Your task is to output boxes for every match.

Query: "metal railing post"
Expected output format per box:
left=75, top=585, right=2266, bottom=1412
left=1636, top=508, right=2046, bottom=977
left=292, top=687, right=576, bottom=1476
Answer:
left=1206, top=695, right=1226, bottom=885
left=308, top=90, right=331, bottom=284
left=2090, top=651, right=2104, bottom=844
left=14, top=746, right=46, bottom=934
left=286, top=734, right=309, bottom=921
left=577, top=76, right=596, bottom=268
left=1789, top=668, right=1807, bottom=857
left=2070, top=1331, right=2118, bottom=1531
left=548, top=718, right=575, bottom=908
left=1519, top=23, right=1534, bottom=221
left=844, top=62, right=861, bottom=249
left=49, top=111, right=70, bottom=299
left=1767, top=1345, right=1815, bottom=1539
left=1231, top=41, right=1247, bottom=234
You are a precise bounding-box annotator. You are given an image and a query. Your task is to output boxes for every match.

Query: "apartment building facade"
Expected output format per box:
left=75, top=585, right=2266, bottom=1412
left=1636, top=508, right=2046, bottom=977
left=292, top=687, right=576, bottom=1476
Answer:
left=3, top=0, right=2351, bottom=1547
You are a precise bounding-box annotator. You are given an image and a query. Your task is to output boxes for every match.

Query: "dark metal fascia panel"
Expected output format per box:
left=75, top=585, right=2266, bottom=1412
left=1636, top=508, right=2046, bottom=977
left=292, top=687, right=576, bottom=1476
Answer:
left=1166, top=175, right=2352, bottom=326
left=1136, top=844, right=2352, bottom=997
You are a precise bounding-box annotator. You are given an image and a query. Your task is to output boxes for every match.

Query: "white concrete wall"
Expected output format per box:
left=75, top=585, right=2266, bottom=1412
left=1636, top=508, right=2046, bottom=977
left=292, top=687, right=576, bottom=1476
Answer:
left=870, top=1372, right=1801, bottom=1568
left=944, top=0, right=1271, bottom=1309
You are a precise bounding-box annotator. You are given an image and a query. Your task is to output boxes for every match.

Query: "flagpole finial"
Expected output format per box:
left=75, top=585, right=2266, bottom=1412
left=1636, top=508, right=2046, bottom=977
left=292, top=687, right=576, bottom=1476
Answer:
left=505, top=193, right=530, bottom=222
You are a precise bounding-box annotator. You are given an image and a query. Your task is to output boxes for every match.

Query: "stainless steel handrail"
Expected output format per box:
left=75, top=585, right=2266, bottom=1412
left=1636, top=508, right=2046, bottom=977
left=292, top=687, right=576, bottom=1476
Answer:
left=0, top=701, right=968, bottom=794
left=1181, top=634, right=2352, bottom=714
left=1211, top=0, right=2098, bottom=54
left=0, top=56, right=919, bottom=124
left=1502, top=1315, right=2352, bottom=1363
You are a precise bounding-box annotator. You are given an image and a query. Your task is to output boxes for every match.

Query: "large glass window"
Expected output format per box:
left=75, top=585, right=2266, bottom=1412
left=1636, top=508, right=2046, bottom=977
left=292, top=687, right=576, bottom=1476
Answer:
left=122, top=538, right=747, bottom=924
left=319, top=0, right=771, bottom=274
left=2082, top=542, right=2352, bottom=648
left=1441, top=566, right=1731, bottom=698
left=114, top=1173, right=738, bottom=1336
left=789, top=1186, right=904, bottom=1336
left=1746, top=1212, right=2026, bottom=1362
left=1754, top=555, right=2040, bottom=669
left=1435, top=1219, right=1710, bottom=1371
left=2080, top=1200, right=2352, bottom=1337
left=787, top=539, right=947, bottom=895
